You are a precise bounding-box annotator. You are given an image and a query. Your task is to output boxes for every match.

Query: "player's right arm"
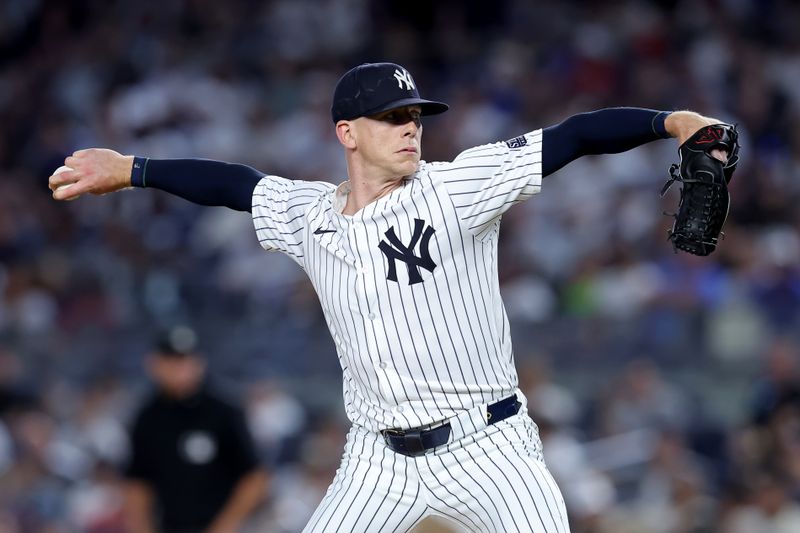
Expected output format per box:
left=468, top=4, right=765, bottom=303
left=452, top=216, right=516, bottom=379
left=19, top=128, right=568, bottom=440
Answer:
left=48, top=148, right=260, bottom=212
left=49, top=149, right=333, bottom=266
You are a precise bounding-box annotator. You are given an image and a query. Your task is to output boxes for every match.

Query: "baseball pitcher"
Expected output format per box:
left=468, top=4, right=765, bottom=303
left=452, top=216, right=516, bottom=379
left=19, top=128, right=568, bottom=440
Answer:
left=49, top=62, right=739, bottom=532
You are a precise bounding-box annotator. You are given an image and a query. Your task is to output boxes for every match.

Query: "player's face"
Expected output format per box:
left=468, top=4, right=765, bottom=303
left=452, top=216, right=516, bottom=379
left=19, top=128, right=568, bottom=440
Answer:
left=359, top=105, right=423, bottom=177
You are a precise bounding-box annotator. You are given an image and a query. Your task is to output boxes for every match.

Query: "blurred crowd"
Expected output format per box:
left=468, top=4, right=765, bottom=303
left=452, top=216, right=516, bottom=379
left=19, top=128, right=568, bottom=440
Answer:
left=1, top=0, right=800, bottom=531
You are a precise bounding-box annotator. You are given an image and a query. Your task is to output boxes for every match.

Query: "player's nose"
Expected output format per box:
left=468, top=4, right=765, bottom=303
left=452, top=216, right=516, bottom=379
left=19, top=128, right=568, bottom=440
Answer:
left=403, top=118, right=421, bottom=137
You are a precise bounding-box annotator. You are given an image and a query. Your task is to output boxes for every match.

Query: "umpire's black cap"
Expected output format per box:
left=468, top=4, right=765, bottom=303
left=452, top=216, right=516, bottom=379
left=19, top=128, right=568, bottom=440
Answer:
left=331, top=62, right=449, bottom=123
left=154, top=325, right=200, bottom=358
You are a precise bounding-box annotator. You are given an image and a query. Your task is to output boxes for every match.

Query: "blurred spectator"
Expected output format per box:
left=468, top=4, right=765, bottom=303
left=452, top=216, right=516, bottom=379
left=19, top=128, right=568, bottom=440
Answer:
left=520, top=357, right=615, bottom=530
left=594, top=359, right=689, bottom=437
left=0, top=349, right=34, bottom=416
left=0, top=407, right=68, bottom=531
left=723, top=471, right=800, bottom=533
left=751, top=337, right=800, bottom=427
left=245, top=380, right=307, bottom=467
left=66, top=462, right=127, bottom=533
left=123, top=326, right=267, bottom=533
left=251, top=418, right=346, bottom=533
left=625, top=431, right=716, bottom=533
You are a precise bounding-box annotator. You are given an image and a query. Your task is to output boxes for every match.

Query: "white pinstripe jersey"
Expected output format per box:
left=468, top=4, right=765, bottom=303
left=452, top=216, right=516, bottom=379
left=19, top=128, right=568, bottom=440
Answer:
left=252, top=129, right=543, bottom=432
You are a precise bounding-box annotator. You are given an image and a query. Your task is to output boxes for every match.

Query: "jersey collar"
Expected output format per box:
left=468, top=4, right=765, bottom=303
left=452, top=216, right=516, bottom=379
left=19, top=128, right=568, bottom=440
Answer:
left=331, top=164, right=425, bottom=215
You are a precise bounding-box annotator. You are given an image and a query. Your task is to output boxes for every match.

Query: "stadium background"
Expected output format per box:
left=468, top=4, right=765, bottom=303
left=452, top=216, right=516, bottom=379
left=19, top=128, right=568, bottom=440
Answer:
left=1, top=0, right=800, bottom=531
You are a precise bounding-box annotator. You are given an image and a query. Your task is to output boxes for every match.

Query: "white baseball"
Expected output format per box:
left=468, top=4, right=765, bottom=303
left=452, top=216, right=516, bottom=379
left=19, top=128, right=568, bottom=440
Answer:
left=53, top=165, right=78, bottom=198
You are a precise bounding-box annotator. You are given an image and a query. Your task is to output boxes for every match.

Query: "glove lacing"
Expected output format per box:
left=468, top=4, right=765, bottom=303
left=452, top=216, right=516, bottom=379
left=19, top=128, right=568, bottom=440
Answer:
left=661, top=164, right=726, bottom=254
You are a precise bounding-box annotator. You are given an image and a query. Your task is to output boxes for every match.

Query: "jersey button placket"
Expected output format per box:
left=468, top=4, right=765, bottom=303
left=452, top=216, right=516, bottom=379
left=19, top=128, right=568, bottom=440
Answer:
left=375, top=359, right=397, bottom=402
left=350, top=221, right=379, bottom=360
left=349, top=221, right=368, bottom=303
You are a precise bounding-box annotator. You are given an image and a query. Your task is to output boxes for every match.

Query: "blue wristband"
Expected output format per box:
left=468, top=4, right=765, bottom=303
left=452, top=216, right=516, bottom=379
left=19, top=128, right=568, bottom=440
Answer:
left=652, top=111, right=671, bottom=139
left=131, top=156, right=148, bottom=187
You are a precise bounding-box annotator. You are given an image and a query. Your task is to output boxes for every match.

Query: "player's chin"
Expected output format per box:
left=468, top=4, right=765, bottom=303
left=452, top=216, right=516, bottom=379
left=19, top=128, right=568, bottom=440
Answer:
left=396, top=155, right=420, bottom=174
left=397, top=162, right=419, bottom=177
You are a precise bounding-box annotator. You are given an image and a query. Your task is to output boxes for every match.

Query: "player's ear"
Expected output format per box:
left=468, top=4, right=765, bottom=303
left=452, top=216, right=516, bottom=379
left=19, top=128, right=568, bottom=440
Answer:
left=335, top=120, right=357, bottom=149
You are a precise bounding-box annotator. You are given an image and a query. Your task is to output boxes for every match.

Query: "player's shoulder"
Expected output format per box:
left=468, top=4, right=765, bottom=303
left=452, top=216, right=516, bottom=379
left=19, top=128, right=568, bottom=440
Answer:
left=252, top=175, right=337, bottom=213
left=446, top=130, right=544, bottom=164
left=411, top=160, right=442, bottom=186
left=418, top=142, right=508, bottom=180
left=255, top=174, right=337, bottom=194
left=420, top=142, right=509, bottom=177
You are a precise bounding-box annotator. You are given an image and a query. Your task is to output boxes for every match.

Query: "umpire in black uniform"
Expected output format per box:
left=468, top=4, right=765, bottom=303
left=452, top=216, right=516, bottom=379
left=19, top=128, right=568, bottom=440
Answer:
left=124, top=326, right=267, bottom=533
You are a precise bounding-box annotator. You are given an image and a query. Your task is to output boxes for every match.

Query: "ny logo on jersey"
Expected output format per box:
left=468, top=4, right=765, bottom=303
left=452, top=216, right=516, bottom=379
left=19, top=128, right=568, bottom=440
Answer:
left=378, top=219, right=436, bottom=285
left=393, top=68, right=415, bottom=91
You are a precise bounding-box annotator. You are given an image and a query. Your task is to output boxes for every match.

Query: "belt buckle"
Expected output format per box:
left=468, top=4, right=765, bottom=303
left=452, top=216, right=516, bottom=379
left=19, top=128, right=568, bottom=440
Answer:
left=401, top=429, right=426, bottom=456
left=382, top=427, right=428, bottom=457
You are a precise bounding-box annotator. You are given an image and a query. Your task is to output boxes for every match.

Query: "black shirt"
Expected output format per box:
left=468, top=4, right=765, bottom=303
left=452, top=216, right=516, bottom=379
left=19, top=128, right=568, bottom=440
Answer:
left=125, top=386, right=259, bottom=532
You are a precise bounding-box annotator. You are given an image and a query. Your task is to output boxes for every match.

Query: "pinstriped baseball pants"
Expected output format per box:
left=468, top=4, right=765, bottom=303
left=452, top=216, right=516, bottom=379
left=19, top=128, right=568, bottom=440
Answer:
left=303, top=412, right=570, bottom=533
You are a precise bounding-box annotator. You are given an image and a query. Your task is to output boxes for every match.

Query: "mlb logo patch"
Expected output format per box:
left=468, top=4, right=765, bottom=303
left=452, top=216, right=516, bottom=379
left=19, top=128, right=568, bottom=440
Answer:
left=505, top=135, right=527, bottom=149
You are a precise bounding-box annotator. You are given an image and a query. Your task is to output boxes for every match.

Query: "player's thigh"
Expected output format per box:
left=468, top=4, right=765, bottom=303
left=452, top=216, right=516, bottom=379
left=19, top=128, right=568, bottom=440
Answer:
left=428, top=415, right=570, bottom=533
left=304, top=426, right=427, bottom=533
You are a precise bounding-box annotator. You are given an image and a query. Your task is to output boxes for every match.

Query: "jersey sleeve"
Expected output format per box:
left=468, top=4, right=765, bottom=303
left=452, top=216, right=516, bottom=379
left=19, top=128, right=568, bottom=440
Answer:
left=436, top=129, right=543, bottom=239
left=251, top=176, right=334, bottom=267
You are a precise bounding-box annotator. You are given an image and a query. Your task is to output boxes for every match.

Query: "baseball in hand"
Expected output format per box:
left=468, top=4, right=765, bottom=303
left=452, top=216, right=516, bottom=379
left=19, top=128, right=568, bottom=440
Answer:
left=53, top=165, right=79, bottom=199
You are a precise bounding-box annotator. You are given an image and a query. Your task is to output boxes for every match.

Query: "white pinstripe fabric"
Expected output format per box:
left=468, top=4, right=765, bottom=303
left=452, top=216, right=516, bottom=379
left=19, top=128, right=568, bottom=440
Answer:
left=303, top=410, right=569, bottom=533
left=252, top=130, right=543, bottom=433
left=252, top=129, right=569, bottom=531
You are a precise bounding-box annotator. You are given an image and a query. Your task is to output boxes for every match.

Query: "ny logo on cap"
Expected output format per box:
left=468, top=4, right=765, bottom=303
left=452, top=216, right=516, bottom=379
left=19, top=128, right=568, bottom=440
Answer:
left=393, top=68, right=415, bottom=91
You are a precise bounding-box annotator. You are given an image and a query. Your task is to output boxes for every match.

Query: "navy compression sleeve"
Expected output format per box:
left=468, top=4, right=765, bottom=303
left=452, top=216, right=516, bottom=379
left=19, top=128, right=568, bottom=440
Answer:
left=130, top=107, right=670, bottom=206
left=131, top=158, right=261, bottom=212
left=541, top=107, right=672, bottom=177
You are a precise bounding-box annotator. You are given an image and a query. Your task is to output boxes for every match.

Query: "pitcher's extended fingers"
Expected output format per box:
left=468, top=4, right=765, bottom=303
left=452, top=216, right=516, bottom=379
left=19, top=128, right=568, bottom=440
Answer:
left=52, top=179, right=88, bottom=201
left=48, top=166, right=77, bottom=190
left=64, top=155, right=81, bottom=168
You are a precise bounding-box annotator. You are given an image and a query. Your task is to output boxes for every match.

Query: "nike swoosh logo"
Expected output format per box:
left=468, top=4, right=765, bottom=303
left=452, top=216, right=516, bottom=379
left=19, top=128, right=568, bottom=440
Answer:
left=313, top=227, right=337, bottom=235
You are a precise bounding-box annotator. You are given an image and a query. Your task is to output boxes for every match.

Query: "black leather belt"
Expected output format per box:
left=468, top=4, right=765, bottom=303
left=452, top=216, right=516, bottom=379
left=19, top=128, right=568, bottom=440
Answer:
left=381, top=395, right=521, bottom=457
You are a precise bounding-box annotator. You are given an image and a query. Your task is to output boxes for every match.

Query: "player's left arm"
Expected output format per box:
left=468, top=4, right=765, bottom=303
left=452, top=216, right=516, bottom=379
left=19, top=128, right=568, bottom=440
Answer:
left=439, top=107, right=732, bottom=239
left=541, top=107, right=729, bottom=176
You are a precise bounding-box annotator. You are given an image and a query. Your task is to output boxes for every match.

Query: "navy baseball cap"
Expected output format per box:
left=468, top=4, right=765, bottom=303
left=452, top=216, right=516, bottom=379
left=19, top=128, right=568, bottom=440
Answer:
left=154, top=325, right=199, bottom=358
left=331, top=62, right=449, bottom=123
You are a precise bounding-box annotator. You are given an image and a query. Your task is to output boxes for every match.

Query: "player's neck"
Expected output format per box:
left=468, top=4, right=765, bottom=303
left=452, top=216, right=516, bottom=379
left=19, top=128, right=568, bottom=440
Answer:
left=342, top=161, right=406, bottom=215
left=342, top=176, right=404, bottom=215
